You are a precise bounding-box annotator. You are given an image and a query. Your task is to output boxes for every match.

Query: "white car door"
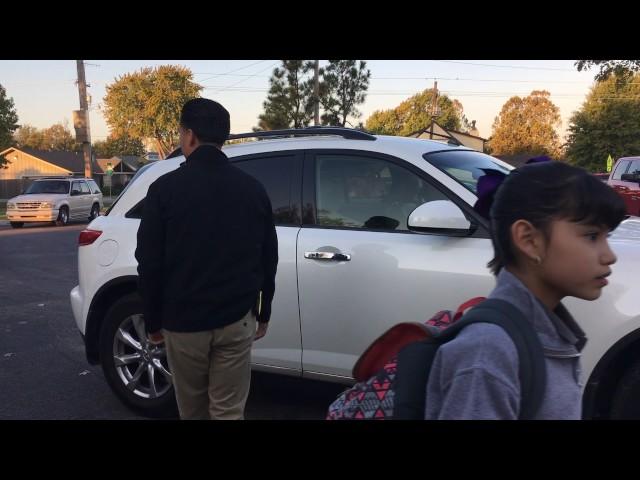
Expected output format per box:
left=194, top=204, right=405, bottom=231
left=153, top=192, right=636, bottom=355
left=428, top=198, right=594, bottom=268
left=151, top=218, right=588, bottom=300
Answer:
left=297, top=150, right=496, bottom=379
left=231, top=151, right=304, bottom=374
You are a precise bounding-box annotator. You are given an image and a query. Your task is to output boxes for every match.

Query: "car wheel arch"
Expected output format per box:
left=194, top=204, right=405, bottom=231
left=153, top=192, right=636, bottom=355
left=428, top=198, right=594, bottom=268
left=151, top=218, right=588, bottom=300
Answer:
left=583, top=324, right=640, bottom=419
left=84, top=276, right=139, bottom=365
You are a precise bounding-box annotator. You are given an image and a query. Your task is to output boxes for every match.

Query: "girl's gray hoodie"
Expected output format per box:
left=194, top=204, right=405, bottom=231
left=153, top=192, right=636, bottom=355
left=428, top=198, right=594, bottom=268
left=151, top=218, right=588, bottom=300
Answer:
left=424, top=268, right=587, bottom=420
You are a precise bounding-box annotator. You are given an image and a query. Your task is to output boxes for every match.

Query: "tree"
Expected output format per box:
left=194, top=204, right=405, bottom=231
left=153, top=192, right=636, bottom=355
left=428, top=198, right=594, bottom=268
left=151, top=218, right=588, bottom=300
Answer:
left=488, top=90, right=562, bottom=158
left=93, top=134, right=145, bottom=158
left=41, top=122, right=77, bottom=151
left=103, top=65, right=202, bottom=159
left=14, top=122, right=80, bottom=151
left=575, top=60, right=640, bottom=82
left=565, top=74, right=640, bottom=172
left=319, top=60, right=371, bottom=127
left=0, top=84, right=19, bottom=167
left=257, top=61, right=315, bottom=130
left=452, top=99, right=477, bottom=133
left=365, top=89, right=463, bottom=136
left=14, top=125, right=43, bottom=149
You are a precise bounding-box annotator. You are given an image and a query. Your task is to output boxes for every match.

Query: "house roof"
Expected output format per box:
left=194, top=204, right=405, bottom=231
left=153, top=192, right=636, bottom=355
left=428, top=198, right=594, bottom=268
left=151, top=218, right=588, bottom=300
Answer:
left=1, top=147, right=85, bottom=173
left=96, top=156, right=141, bottom=174
left=407, top=120, right=487, bottom=141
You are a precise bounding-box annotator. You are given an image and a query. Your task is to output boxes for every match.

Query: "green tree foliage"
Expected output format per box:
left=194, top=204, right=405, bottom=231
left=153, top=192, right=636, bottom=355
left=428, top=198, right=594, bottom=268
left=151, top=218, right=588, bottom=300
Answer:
left=14, top=122, right=80, bottom=151
left=93, top=134, right=145, bottom=158
left=365, top=89, right=463, bottom=136
left=258, top=61, right=314, bottom=130
left=565, top=74, right=640, bottom=172
left=488, top=90, right=562, bottom=158
left=576, top=60, right=640, bottom=83
left=103, top=65, right=202, bottom=158
left=319, top=60, right=371, bottom=127
left=0, top=84, right=19, bottom=167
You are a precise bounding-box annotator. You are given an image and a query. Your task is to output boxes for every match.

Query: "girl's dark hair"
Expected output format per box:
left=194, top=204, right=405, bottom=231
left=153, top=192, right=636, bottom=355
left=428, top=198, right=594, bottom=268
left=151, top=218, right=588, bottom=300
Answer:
left=488, top=161, right=627, bottom=275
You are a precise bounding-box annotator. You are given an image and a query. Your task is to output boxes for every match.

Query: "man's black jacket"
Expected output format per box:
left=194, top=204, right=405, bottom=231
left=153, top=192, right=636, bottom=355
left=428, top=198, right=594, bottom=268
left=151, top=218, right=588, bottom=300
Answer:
left=135, top=145, right=278, bottom=334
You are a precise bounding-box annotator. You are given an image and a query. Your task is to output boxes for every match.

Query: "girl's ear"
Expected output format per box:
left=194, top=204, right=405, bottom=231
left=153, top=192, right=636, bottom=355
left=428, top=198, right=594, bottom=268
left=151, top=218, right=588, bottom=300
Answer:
left=510, top=219, right=545, bottom=265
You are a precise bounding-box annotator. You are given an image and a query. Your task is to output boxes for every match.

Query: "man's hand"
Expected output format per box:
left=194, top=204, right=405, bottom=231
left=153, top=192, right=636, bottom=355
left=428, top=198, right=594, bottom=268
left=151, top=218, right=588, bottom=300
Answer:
left=148, top=331, right=165, bottom=345
left=254, top=322, right=268, bottom=341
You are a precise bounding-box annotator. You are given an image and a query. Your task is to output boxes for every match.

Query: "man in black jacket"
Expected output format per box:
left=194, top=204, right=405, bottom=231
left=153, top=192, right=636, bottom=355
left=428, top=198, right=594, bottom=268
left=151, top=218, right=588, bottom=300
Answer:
left=135, top=98, right=278, bottom=420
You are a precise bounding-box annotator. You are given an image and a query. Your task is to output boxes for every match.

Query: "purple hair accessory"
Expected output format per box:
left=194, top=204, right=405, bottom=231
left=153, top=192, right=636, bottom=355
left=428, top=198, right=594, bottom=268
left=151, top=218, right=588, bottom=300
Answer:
left=473, top=169, right=507, bottom=218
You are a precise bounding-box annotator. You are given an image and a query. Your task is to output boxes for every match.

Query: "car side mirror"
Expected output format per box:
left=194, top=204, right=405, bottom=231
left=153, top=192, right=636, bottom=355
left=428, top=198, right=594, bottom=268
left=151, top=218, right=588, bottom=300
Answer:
left=408, top=200, right=475, bottom=236
left=621, top=173, right=640, bottom=184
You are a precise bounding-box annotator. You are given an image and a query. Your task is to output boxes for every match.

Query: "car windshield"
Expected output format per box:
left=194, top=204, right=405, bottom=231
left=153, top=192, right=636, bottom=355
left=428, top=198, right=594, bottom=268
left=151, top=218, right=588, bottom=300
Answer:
left=423, top=150, right=512, bottom=196
left=24, top=180, right=70, bottom=195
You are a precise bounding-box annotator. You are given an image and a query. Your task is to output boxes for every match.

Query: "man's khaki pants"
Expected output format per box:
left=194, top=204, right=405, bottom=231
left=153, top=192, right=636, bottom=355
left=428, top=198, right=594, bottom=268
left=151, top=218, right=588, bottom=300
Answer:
left=163, top=309, right=256, bottom=420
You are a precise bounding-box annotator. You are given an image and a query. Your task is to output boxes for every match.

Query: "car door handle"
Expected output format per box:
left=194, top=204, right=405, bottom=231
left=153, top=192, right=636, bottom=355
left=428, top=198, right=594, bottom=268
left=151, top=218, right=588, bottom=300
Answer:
left=304, top=251, right=351, bottom=261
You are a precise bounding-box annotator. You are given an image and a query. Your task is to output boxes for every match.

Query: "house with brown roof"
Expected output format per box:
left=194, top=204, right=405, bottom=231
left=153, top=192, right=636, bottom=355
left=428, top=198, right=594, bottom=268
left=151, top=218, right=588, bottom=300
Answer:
left=0, top=147, right=144, bottom=198
left=406, top=120, right=487, bottom=152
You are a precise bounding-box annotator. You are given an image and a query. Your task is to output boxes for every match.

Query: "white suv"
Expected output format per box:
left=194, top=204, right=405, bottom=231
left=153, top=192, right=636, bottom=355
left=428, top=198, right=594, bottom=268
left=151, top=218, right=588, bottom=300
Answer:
left=6, top=177, right=103, bottom=228
left=70, top=128, right=640, bottom=418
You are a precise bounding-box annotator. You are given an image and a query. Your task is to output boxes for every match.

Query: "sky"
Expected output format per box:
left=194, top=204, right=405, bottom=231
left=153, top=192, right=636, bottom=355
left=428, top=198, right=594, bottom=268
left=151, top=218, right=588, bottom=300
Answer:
left=0, top=60, right=599, bottom=145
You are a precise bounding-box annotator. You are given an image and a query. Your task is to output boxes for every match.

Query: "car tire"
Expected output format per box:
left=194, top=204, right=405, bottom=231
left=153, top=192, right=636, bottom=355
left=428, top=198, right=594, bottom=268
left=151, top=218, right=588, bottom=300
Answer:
left=89, top=203, right=100, bottom=221
left=99, top=292, right=178, bottom=418
left=610, top=357, right=640, bottom=419
left=55, top=206, right=69, bottom=226
left=10, top=222, right=24, bottom=228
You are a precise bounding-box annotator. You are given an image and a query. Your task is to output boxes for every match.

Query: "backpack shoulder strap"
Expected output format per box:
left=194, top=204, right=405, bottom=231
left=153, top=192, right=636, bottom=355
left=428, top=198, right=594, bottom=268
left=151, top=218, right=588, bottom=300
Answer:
left=438, top=298, right=546, bottom=420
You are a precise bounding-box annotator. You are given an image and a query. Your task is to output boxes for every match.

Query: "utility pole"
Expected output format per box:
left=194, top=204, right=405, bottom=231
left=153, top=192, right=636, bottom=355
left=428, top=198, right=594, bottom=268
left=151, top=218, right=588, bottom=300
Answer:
left=75, top=60, right=92, bottom=178
left=314, top=60, right=320, bottom=126
left=429, top=79, right=439, bottom=140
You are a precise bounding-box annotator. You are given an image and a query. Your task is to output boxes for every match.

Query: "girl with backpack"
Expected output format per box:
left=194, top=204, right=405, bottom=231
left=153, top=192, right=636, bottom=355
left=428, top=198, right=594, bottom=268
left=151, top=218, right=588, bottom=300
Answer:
left=424, top=159, right=627, bottom=419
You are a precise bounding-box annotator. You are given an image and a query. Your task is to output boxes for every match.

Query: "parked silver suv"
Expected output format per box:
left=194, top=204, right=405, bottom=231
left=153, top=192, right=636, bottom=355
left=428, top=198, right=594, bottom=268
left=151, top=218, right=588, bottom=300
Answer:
left=6, top=177, right=103, bottom=228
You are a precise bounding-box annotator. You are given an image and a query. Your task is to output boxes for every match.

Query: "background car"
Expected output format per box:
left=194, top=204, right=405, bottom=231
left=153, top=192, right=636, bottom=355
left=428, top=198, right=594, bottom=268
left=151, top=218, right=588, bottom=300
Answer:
left=607, top=156, right=640, bottom=216
left=6, top=177, right=103, bottom=228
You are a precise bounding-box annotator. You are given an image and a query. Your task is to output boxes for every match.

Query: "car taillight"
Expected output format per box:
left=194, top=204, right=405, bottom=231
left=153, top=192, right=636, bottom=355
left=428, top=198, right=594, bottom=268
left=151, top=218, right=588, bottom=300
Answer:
left=79, top=229, right=102, bottom=246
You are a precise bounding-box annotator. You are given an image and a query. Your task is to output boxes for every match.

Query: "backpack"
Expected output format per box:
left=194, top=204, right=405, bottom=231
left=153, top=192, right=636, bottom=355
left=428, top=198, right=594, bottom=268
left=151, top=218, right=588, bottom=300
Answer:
left=326, top=298, right=546, bottom=420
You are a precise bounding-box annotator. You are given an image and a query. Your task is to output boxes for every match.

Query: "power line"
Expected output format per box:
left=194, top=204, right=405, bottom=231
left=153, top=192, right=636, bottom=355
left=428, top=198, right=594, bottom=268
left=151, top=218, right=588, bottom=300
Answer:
left=195, top=73, right=595, bottom=84
left=208, top=62, right=279, bottom=93
left=197, top=60, right=271, bottom=83
left=431, top=60, right=576, bottom=71
left=375, top=76, right=591, bottom=84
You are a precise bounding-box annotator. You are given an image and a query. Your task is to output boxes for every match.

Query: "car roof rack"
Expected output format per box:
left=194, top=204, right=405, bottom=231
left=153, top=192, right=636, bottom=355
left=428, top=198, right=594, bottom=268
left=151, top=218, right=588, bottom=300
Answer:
left=227, top=126, right=377, bottom=142
left=27, top=175, right=74, bottom=180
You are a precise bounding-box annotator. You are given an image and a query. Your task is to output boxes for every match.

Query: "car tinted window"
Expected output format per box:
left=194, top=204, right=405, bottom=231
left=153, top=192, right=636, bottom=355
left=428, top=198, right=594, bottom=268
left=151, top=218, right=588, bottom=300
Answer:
left=315, top=154, right=447, bottom=231
left=424, top=150, right=511, bottom=195
left=628, top=160, right=640, bottom=176
left=71, top=182, right=83, bottom=194
left=612, top=160, right=631, bottom=180
left=233, top=155, right=296, bottom=225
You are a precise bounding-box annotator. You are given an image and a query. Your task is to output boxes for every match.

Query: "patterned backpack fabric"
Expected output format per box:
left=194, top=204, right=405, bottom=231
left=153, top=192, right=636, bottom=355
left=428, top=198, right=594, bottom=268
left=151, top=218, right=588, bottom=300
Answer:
left=326, top=298, right=485, bottom=420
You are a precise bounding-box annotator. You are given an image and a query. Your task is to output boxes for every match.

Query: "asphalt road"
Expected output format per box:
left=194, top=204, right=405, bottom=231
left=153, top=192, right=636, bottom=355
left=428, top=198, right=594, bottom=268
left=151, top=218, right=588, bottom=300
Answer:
left=0, top=221, right=345, bottom=420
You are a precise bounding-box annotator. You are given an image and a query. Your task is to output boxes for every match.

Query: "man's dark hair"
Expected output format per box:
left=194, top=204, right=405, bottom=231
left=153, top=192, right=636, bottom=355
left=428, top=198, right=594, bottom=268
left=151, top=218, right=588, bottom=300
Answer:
left=180, top=98, right=230, bottom=146
left=488, top=161, right=627, bottom=275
